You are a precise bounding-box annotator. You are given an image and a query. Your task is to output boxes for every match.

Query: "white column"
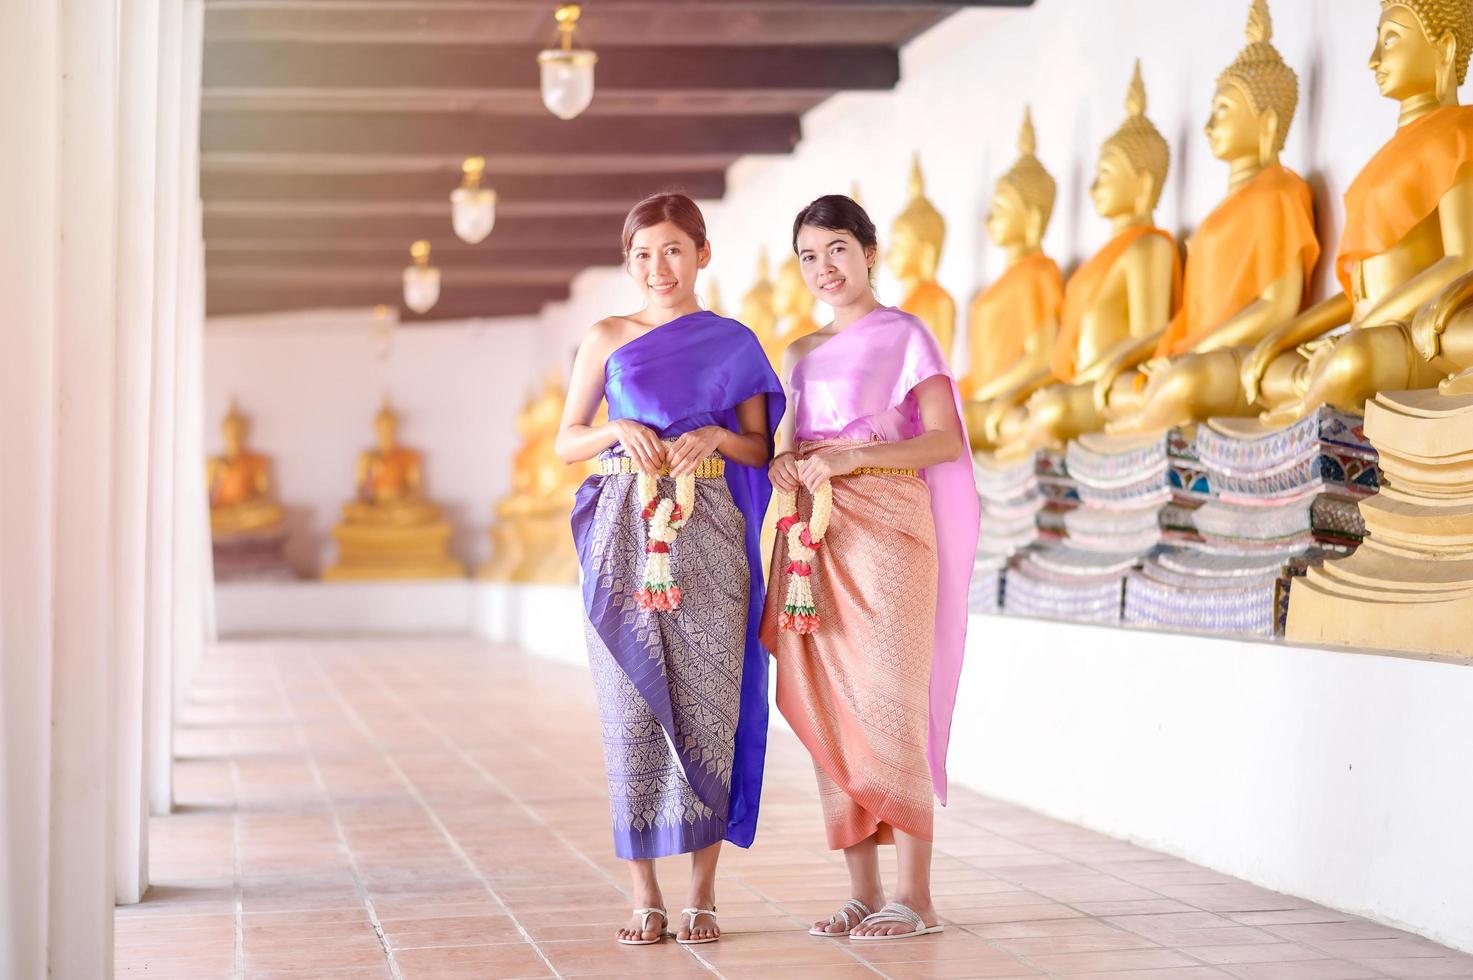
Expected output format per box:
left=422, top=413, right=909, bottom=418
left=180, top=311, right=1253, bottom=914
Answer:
left=49, top=0, right=121, bottom=974
left=172, top=0, right=212, bottom=719
left=0, top=3, right=59, bottom=976
left=113, top=0, right=162, bottom=907
left=147, top=0, right=183, bottom=818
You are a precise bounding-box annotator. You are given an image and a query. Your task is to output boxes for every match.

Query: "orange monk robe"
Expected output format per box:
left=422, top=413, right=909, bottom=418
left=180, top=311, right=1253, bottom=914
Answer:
left=1337, top=105, right=1473, bottom=294
left=961, top=253, right=1064, bottom=398
left=1051, top=226, right=1181, bottom=382
left=368, top=450, right=420, bottom=501
left=1155, top=164, right=1319, bottom=359
left=213, top=454, right=269, bottom=506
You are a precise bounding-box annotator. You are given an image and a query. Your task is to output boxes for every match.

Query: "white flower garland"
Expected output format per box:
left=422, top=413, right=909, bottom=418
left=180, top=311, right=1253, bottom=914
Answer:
left=773, top=479, right=833, bottom=633
left=634, top=470, right=696, bottom=612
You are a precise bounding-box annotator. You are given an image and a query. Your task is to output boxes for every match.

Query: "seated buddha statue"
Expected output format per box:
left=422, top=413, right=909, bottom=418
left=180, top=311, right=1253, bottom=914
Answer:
left=992, top=61, right=1180, bottom=458
left=207, top=400, right=285, bottom=537
left=325, top=399, right=463, bottom=580
left=740, top=249, right=781, bottom=365
left=889, top=153, right=958, bottom=360
left=483, top=371, right=587, bottom=583
left=962, top=108, right=1065, bottom=450
left=774, top=253, right=821, bottom=351
left=1101, top=0, right=1321, bottom=435
left=1240, top=0, right=1473, bottom=423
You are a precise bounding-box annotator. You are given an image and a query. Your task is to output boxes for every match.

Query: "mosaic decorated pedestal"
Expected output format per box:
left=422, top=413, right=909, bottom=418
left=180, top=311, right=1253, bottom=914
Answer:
left=1002, top=430, right=1209, bottom=624
left=971, top=449, right=1078, bottom=612
left=1123, top=408, right=1376, bottom=637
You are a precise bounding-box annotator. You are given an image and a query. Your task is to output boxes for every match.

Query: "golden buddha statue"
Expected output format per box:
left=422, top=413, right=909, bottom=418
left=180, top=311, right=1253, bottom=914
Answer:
left=705, top=278, right=727, bottom=317
left=208, top=400, right=285, bottom=537
left=991, top=61, right=1180, bottom=457
left=889, top=153, right=957, bottom=360
left=481, top=371, right=588, bottom=583
left=324, top=399, right=463, bottom=580
left=741, top=248, right=781, bottom=365
left=774, top=253, right=821, bottom=350
left=961, top=108, right=1064, bottom=448
left=1103, top=0, right=1320, bottom=434
left=1240, top=0, right=1473, bottom=424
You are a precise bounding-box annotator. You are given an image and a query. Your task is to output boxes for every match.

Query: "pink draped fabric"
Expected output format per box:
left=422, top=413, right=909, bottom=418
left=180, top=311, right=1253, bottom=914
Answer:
left=788, top=306, right=980, bottom=803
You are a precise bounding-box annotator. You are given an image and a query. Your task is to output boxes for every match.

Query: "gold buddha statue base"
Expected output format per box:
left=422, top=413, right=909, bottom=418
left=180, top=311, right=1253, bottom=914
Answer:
left=1287, top=389, right=1473, bottom=659
left=212, top=523, right=294, bottom=582
left=323, top=519, right=465, bottom=581
left=478, top=508, right=578, bottom=584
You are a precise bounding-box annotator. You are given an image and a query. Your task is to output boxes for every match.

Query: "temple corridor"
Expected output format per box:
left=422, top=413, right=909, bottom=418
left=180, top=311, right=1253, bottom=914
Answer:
left=115, top=639, right=1473, bottom=980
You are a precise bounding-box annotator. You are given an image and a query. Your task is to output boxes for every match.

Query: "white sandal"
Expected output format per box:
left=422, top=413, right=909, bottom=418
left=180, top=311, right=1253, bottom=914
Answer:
left=848, top=901, right=944, bottom=941
left=676, top=907, right=719, bottom=945
left=616, top=907, right=668, bottom=946
left=809, top=898, right=872, bottom=937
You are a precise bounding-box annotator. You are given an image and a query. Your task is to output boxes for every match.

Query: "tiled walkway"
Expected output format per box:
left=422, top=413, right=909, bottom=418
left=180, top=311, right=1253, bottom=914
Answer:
left=118, top=638, right=1473, bottom=980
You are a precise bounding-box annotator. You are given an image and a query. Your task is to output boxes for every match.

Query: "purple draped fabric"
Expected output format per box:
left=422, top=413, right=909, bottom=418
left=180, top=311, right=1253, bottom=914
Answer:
left=789, top=306, right=980, bottom=803
left=570, top=310, right=784, bottom=854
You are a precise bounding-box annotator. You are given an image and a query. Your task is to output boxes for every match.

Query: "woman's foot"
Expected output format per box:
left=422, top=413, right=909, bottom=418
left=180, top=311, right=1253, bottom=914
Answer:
left=676, top=905, right=720, bottom=943
left=615, top=906, right=667, bottom=944
left=849, top=898, right=939, bottom=938
left=811, top=893, right=884, bottom=936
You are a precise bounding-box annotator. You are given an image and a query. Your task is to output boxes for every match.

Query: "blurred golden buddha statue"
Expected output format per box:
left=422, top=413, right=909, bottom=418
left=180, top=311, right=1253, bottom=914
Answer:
left=774, top=254, right=821, bottom=351
left=962, top=108, right=1064, bottom=449
left=706, top=278, right=727, bottom=317
left=889, top=153, right=957, bottom=360
left=324, top=399, right=463, bottom=580
left=481, top=371, right=588, bottom=583
left=208, top=400, right=284, bottom=537
left=1240, top=0, right=1473, bottom=423
left=1103, top=0, right=1321, bottom=434
left=741, top=249, right=781, bottom=364
left=992, top=61, right=1180, bottom=457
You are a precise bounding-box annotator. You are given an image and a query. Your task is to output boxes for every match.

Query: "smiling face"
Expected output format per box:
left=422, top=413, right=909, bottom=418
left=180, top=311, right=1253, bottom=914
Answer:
left=795, top=223, right=876, bottom=310
left=1370, top=5, right=1440, bottom=100
left=1205, top=82, right=1263, bottom=163
left=625, top=220, right=709, bottom=311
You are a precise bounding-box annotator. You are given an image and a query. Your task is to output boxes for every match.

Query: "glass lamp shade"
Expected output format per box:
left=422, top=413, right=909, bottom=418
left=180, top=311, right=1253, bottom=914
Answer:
left=402, top=265, right=441, bottom=314
left=537, top=49, right=597, bottom=120
left=450, top=187, right=497, bottom=244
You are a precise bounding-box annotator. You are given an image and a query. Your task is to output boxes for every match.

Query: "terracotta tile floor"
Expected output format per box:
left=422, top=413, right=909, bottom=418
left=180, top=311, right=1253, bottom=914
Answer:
left=117, top=638, right=1473, bottom=980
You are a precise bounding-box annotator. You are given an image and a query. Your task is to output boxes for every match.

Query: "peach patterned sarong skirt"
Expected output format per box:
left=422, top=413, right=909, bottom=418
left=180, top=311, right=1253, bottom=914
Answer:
left=759, top=438, right=938, bottom=850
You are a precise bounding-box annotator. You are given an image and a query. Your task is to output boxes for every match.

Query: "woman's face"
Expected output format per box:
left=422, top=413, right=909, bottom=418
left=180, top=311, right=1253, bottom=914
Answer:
left=626, top=220, right=709, bottom=310
left=794, top=224, right=875, bottom=309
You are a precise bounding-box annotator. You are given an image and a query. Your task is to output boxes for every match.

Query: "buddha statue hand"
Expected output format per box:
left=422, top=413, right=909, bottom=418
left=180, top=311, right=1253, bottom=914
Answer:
left=1413, top=270, right=1473, bottom=361
left=1241, top=331, right=1282, bottom=403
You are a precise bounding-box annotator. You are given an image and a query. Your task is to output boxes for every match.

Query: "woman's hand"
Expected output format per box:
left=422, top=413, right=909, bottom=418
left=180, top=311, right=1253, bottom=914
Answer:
left=796, top=451, right=857, bottom=494
left=667, top=425, right=725, bottom=476
left=610, top=418, right=666, bottom=474
left=768, top=451, right=801, bottom=492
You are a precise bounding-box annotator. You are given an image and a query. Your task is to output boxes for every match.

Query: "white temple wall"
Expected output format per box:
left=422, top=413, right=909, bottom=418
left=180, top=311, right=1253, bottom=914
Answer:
left=204, top=313, right=547, bottom=574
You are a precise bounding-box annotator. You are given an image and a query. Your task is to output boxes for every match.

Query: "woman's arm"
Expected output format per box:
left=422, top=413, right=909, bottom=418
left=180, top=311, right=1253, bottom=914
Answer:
left=797, top=375, right=964, bottom=491
left=555, top=320, right=666, bottom=472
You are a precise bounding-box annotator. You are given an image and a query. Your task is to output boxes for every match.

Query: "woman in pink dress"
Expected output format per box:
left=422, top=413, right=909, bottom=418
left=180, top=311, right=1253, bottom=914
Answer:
left=760, top=194, right=979, bottom=941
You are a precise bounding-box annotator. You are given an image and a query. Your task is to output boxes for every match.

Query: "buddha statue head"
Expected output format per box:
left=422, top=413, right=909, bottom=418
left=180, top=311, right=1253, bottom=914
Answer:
left=741, top=248, right=776, bottom=327
left=221, top=400, right=247, bottom=458
left=775, top=254, right=816, bottom=321
left=374, top=399, right=399, bottom=453
left=1371, top=0, right=1471, bottom=106
left=1092, top=60, right=1171, bottom=223
left=988, top=107, right=1056, bottom=253
left=1208, top=0, right=1299, bottom=168
left=887, top=153, right=946, bottom=283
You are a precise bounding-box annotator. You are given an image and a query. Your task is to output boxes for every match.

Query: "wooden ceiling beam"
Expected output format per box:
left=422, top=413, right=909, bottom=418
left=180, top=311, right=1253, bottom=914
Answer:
left=203, top=42, right=900, bottom=93
left=201, top=111, right=801, bottom=157
left=203, top=211, right=623, bottom=245
left=206, top=282, right=567, bottom=318
left=206, top=244, right=623, bottom=271
left=199, top=169, right=726, bottom=204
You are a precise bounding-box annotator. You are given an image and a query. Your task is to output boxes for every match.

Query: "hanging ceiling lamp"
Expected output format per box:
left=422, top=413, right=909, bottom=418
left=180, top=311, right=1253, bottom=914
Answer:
left=537, top=4, right=597, bottom=121
left=450, top=155, right=497, bottom=244
left=402, top=240, right=441, bottom=314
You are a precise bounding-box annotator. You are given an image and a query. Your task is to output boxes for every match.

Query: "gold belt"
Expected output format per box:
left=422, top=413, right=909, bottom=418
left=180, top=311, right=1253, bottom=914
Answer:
left=598, top=455, right=726, bottom=479
left=852, top=465, right=917, bottom=477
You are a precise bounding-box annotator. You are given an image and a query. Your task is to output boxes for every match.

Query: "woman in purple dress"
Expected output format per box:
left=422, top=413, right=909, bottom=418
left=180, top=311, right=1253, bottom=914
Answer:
left=556, top=193, right=783, bottom=946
